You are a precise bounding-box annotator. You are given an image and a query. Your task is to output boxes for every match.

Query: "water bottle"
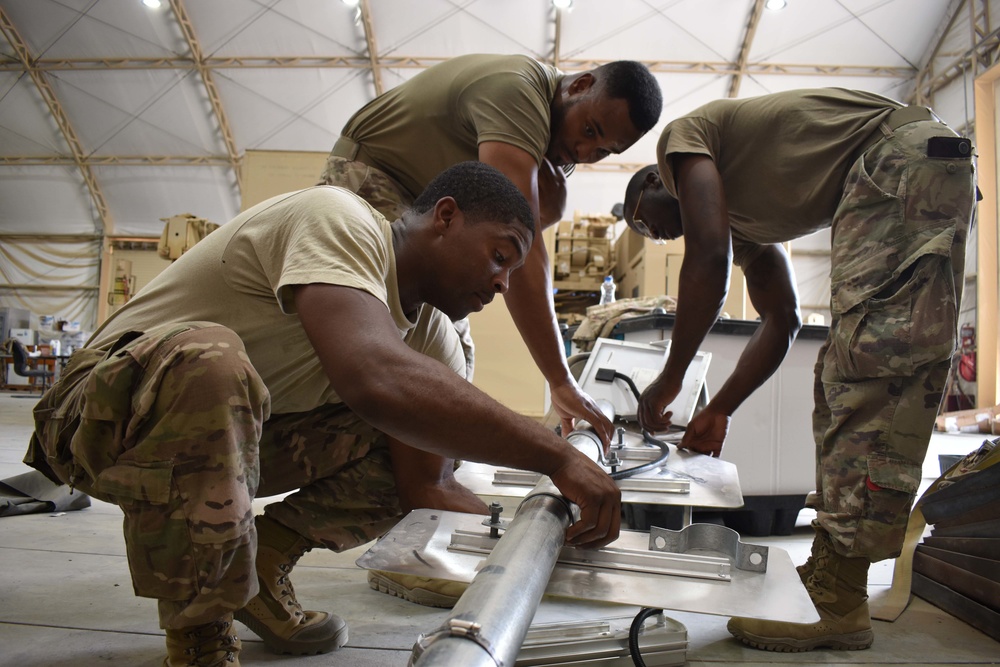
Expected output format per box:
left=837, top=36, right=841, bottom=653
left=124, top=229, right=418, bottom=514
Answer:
left=599, top=275, right=616, bottom=305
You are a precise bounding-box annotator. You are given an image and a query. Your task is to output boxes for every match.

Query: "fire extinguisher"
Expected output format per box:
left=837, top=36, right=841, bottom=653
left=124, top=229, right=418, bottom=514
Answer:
left=959, top=323, right=976, bottom=382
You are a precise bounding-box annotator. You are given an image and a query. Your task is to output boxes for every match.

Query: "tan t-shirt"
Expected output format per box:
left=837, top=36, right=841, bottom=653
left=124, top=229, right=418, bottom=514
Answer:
left=89, top=187, right=465, bottom=414
left=341, top=53, right=561, bottom=197
left=656, top=88, right=901, bottom=268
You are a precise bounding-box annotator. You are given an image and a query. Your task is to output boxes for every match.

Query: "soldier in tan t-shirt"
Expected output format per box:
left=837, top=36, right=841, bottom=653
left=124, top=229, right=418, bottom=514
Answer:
left=622, top=88, right=977, bottom=653
left=319, top=53, right=662, bottom=471
left=26, top=162, right=622, bottom=666
left=319, top=52, right=663, bottom=609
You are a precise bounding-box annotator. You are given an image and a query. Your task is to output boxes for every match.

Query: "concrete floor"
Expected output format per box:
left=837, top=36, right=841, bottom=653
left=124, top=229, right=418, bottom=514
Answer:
left=1, top=390, right=998, bottom=667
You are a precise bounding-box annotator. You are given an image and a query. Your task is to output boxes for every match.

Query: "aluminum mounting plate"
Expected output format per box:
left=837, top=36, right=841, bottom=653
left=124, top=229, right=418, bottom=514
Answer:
left=455, top=435, right=743, bottom=509
left=357, top=509, right=819, bottom=623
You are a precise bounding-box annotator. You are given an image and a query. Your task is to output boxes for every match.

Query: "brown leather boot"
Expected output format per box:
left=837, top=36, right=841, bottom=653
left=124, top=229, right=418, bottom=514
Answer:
left=234, top=515, right=348, bottom=655
left=367, top=569, right=467, bottom=608
left=163, top=615, right=240, bottom=666
left=728, top=530, right=874, bottom=652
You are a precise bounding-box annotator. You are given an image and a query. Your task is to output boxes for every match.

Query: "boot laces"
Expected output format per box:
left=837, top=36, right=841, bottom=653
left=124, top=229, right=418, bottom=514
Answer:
left=275, top=545, right=310, bottom=621
left=803, top=539, right=835, bottom=604
left=180, top=620, right=239, bottom=666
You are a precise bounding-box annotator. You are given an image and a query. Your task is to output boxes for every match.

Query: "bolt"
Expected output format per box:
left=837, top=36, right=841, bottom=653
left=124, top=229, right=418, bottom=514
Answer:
left=488, top=502, right=503, bottom=538
left=606, top=450, right=621, bottom=475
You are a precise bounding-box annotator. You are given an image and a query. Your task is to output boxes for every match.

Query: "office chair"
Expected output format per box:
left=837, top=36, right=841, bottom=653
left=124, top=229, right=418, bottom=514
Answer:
left=6, top=338, right=54, bottom=395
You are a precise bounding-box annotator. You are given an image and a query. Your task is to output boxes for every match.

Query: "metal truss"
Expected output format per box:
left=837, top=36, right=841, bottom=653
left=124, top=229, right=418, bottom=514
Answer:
left=169, top=0, right=243, bottom=196
left=0, top=6, right=111, bottom=235
left=0, top=54, right=916, bottom=78
left=913, top=0, right=1000, bottom=107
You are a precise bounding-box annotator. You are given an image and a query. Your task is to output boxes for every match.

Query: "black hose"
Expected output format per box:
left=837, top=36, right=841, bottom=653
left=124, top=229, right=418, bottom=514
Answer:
left=606, top=371, right=671, bottom=480
left=611, top=370, right=643, bottom=404
left=628, top=607, right=664, bottom=666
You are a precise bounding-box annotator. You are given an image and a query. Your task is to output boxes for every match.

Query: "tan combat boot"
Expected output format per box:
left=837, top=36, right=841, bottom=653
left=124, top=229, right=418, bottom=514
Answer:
left=727, top=530, right=874, bottom=652
left=234, top=515, right=348, bottom=654
left=367, top=569, right=468, bottom=608
left=163, top=615, right=240, bottom=666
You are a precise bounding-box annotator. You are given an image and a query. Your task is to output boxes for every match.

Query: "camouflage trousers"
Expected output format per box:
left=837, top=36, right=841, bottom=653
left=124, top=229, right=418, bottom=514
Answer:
left=319, top=154, right=476, bottom=380
left=26, top=322, right=402, bottom=629
left=808, top=120, right=976, bottom=562
left=317, top=152, right=412, bottom=222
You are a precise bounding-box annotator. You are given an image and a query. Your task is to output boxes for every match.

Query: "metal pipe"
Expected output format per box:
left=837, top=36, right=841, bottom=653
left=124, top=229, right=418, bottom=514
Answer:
left=410, top=406, right=615, bottom=667
left=410, top=489, right=571, bottom=666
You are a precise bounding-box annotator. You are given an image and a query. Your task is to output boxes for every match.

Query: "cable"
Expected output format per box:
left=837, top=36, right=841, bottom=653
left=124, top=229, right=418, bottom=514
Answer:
left=628, top=607, right=663, bottom=666
left=593, top=368, right=673, bottom=479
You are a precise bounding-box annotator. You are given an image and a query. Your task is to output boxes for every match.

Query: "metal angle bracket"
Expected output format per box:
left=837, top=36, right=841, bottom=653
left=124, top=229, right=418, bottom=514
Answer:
left=516, top=614, right=687, bottom=667
left=449, top=529, right=732, bottom=581
left=648, top=523, right=769, bottom=572
left=617, top=477, right=690, bottom=494
left=492, top=469, right=691, bottom=494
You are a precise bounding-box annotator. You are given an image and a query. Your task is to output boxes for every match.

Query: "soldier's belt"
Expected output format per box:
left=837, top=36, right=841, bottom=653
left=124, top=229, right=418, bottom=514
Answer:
left=857, top=105, right=939, bottom=157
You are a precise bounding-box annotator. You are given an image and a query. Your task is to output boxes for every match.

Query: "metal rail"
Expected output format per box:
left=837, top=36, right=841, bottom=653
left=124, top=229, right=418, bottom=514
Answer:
left=492, top=468, right=690, bottom=494
left=448, top=529, right=732, bottom=581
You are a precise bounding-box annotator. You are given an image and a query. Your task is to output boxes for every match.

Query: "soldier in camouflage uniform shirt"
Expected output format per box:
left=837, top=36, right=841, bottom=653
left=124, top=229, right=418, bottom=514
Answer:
left=623, top=89, right=976, bottom=653
left=25, top=162, right=623, bottom=666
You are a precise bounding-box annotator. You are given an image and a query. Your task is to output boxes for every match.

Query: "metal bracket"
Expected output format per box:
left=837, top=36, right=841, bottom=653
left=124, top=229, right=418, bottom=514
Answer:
left=648, top=523, right=769, bottom=572
left=492, top=469, right=542, bottom=486
left=410, top=619, right=499, bottom=666
left=449, top=529, right=731, bottom=581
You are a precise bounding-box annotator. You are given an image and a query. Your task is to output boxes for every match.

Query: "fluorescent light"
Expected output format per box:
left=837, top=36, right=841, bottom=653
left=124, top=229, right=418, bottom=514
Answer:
left=142, top=0, right=162, bottom=8
left=765, top=0, right=787, bottom=10
left=553, top=0, right=573, bottom=9
left=342, top=0, right=360, bottom=6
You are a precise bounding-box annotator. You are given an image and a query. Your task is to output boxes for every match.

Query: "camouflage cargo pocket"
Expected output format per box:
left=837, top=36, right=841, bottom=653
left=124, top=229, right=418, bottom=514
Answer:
left=853, top=452, right=922, bottom=559
left=824, top=246, right=956, bottom=382
left=119, top=486, right=199, bottom=601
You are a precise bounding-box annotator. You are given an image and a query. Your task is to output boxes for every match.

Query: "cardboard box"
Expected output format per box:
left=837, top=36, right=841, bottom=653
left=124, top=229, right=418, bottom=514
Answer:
left=935, top=406, right=1000, bottom=434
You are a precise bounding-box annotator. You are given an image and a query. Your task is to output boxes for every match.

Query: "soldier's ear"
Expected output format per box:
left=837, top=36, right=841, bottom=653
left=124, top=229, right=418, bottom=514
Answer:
left=567, top=72, right=595, bottom=96
left=432, top=196, right=460, bottom=235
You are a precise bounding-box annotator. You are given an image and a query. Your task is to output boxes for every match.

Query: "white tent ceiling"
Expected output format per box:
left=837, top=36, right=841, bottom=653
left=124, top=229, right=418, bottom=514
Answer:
left=2, top=0, right=994, bottom=239
left=0, top=0, right=997, bottom=333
